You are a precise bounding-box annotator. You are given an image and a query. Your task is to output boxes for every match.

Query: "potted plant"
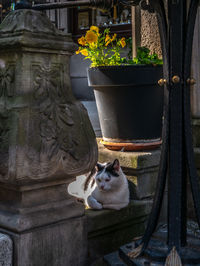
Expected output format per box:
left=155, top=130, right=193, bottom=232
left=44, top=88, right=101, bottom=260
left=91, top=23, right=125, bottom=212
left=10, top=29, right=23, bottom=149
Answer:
left=76, top=26, right=163, bottom=151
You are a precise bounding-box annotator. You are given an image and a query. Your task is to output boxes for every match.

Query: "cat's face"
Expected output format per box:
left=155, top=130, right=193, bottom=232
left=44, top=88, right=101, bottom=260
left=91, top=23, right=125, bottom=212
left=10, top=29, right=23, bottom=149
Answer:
left=95, top=159, right=122, bottom=192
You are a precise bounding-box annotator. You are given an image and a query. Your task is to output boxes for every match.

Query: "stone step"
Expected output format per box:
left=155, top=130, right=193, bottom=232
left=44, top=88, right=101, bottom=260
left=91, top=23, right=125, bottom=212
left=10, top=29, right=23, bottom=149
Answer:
left=104, top=251, right=127, bottom=266
left=86, top=200, right=152, bottom=263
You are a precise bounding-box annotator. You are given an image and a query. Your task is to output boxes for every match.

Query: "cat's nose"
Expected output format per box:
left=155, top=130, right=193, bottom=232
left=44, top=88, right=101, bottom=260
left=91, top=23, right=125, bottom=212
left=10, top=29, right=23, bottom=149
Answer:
left=101, top=185, right=105, bottom=190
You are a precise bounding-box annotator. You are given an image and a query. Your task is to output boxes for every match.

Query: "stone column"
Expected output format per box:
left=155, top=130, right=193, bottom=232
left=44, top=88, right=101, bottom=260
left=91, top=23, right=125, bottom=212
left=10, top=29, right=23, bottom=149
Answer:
left=131, top=7, right=162, bottom=57
left=140, top=9, right=162, bottom=58
left=0, top=9, right=97, bottom=266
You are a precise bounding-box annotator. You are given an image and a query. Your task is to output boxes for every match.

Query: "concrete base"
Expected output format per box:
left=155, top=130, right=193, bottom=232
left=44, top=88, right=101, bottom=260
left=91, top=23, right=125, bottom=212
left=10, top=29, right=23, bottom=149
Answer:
left=0, top=180, right=88, bottom=266
left=1, top=217, right=87, bottom=266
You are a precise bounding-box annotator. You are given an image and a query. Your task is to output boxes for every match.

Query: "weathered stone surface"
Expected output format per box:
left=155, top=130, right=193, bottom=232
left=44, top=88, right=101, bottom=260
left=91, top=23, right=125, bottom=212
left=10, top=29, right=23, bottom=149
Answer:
left=0, top=9, right=97, bottom=184
left=141, top=10, right=162, bottom=58
left=0, top=9, right=77, bottom=52
left=86, top=200, right=152, bottom=262
left=1, top=217, right=86, bottom=266
left=98, top=140, right=160, bottom=199
left=127, top=169, right=158, bottom=200
left=0, top=234, right=12, bottom=266
left=98, top=141, right=160, bottom=170
left=0, top=179, right=86, bottom=232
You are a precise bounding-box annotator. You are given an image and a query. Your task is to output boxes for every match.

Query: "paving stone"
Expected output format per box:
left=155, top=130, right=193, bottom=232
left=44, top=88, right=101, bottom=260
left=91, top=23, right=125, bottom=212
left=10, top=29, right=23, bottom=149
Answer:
left=0, top=234, right=12, bottom=266
left=104, top=252, right=126, bottom=266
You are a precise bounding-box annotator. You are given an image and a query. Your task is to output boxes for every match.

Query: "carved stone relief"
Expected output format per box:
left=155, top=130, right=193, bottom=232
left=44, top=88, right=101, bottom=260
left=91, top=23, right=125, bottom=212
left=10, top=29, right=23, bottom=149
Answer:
left=13, top=63, right=97, bottom=181
left=0, top=66, right=15, bottom=97
left=0, top=60, right=96, bottom=182
left=0, top=64, right=15, bottom=180
left=33, top=64, right=79, bottom=160
left=0, top=7, right=97, bottom=183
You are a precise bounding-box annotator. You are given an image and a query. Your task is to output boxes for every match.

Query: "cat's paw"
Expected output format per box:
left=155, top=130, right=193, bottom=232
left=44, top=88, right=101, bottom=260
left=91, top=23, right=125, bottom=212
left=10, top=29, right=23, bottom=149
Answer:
left=87, top=196, right=103, bottom=210
left=95, top=202, right=103, bottom=210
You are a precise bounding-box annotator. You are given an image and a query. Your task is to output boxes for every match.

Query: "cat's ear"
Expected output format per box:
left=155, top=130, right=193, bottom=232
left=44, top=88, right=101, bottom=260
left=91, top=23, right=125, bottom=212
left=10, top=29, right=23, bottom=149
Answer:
left=96, top=162, right=104, bottom=172
left=112, top=159, right=120, bottom=172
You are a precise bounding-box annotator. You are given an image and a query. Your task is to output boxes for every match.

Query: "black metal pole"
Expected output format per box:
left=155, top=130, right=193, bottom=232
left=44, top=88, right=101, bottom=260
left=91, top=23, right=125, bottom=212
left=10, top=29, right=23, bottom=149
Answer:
left=125, top=1, right=200, bottom=264
left=167, top=0, right=187, bottom=249
left=32, top=1, right=92, bottom=11
left=16, top=0, right=141, bottom=11
left=16, top=0, right=116, bottom=11
left=16, top=0, right=32, bottom=9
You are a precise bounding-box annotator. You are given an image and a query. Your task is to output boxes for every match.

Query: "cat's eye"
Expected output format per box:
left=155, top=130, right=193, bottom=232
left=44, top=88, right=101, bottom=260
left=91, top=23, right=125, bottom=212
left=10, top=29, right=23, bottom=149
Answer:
left=97, top=178, right=101, bottom=182
left=105, top=178, right=110, bottom=182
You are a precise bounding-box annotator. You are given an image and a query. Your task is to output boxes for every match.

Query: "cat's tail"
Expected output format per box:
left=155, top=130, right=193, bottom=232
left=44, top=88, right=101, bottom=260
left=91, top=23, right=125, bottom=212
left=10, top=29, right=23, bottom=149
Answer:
left=67, top=175, right=86, bottom=199
left=84, top=167, right=96, bottom=191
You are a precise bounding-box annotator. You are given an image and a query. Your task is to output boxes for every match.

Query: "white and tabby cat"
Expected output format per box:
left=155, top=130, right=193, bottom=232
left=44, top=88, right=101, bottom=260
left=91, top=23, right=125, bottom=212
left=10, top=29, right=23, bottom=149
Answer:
left=68, top=159, right=129, bottom=210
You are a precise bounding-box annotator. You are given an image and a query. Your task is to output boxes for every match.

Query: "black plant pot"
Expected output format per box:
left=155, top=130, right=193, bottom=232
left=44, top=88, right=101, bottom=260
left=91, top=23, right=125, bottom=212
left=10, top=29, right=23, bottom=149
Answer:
left=87, top=65, right=163, bottom=150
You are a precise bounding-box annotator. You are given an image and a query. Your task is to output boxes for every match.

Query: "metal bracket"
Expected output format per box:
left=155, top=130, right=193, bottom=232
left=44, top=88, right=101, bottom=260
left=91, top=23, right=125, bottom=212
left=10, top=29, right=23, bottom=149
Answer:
left=16, top=0, right=144, bottom=11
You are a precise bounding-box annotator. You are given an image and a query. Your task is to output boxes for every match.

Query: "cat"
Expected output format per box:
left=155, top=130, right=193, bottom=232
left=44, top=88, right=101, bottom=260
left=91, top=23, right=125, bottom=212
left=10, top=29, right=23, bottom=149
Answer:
left=67, top=159, right=130, bottom=210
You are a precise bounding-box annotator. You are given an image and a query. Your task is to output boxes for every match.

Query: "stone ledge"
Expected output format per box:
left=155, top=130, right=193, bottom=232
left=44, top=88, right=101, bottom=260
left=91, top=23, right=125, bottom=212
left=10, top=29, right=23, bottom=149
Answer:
left=86, top=200, right=152, bottom=233
left=98, top=139, right=161, bottom=171
left=98, top=139, right=160, bottom=200
left=86, top=200, right=152, bottom=262
left=0, top=234, right=12, bottom=266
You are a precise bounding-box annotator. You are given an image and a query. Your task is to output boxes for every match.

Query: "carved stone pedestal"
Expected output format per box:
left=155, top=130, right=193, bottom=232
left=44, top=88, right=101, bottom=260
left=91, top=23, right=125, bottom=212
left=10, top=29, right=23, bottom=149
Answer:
left=0, top=9, right=97, bottom=266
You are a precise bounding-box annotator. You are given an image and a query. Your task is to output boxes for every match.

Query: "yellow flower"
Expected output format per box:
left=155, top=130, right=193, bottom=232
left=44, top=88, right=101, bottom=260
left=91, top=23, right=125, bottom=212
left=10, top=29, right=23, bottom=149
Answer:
left=76, top=48, right=81, bottom=54
left=120, top=37, right=126, bottom=48
left=78, top=36, right=86, bottom=46
left=105, top=34, right=111, bottom=46
left=90, top=26, right=99, bottom=34
left=85, top=30, right=98, bottom=44
left=80, top=49, right=89, bottom=56
left=89, top=42, right=97, bottom=49
left=105, top=34, right=110, bottom=43
left=111, top=33, right=117, bottom=42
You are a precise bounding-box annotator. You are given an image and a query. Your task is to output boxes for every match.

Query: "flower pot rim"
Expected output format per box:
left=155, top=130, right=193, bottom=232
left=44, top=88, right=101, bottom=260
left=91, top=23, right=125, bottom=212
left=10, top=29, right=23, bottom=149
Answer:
left=88, top=64, right=163, bottom=71
left=87, top=64, right=163, bottom=87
